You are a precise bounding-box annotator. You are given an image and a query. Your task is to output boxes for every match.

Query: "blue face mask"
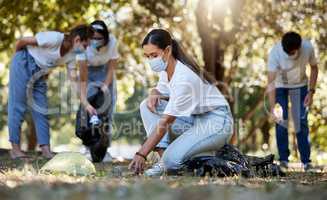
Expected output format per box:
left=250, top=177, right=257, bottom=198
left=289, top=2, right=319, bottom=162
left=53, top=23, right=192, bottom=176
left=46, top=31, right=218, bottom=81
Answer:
left=148, top=56, right=167, bottom=72
left=73, top=43, right=85, bottom=54
left=90, top=39, right=104, bottom=49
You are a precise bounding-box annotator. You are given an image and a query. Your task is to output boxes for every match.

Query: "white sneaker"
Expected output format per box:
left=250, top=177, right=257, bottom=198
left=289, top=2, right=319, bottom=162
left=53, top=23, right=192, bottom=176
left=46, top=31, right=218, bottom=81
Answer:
left=144, top=162, right=165, bottom=177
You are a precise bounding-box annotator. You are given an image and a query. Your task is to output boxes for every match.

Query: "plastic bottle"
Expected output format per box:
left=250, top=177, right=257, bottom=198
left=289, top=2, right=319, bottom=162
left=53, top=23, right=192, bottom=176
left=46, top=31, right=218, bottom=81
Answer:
left=89, top=115, right=101, bottom=125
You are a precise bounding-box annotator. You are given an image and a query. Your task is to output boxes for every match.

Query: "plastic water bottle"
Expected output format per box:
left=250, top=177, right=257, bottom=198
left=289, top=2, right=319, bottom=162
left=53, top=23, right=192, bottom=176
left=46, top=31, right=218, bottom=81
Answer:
left=89, top=115, right=101, bottom=125
left=273, top=103, right=283, bottom=122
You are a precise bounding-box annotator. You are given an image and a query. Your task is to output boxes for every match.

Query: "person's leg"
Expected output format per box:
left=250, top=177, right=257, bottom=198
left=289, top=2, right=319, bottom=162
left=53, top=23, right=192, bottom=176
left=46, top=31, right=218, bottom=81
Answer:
left=8, top=50, right=30, bottom=158
left=275, top=87, right=290, bottom=163
left=139, top=99, right=172, bottom=150
left=139, top=99, right=194, bottom=155
left=162, top=106, right=233, bottom=170
left=29, top=74, right=52, bottom=158
left=289, top=86, right=311, bottom=164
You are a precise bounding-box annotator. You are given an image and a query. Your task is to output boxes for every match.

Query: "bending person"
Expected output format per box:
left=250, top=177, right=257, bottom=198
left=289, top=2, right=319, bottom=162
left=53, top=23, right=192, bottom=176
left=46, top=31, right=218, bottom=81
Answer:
left=8, top=25, right=95, bottom=159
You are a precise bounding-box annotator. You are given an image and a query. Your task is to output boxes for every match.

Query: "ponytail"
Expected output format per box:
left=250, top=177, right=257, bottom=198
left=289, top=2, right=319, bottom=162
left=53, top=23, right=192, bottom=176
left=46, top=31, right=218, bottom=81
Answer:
left=171, top=39, right=216, bottom=84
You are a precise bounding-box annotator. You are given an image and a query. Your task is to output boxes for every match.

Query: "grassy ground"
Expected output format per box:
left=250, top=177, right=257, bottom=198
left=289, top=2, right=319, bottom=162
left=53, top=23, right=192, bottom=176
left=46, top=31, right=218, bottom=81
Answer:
left=0, top=149, right=327, bottom=200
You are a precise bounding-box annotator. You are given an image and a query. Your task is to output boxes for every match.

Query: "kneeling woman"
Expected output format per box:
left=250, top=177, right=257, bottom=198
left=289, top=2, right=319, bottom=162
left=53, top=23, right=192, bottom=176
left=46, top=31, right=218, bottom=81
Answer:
left=129, top=29, right=233, bottom=176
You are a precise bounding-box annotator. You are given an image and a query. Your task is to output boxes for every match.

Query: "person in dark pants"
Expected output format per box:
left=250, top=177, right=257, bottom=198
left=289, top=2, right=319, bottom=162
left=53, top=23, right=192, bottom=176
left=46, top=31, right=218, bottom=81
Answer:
left=266, top=32, right=318, bottom=171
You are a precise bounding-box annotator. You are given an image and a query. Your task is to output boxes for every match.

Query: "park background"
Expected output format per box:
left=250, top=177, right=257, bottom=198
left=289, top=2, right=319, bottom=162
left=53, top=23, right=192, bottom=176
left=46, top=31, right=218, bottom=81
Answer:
left=0, top=0, right=326, bottom=164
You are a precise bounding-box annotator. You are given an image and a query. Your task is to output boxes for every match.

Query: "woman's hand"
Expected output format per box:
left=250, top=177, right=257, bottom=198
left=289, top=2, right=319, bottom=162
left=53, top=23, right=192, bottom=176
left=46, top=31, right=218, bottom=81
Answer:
left=128, top=154, right=146, bottom=175
left=85, top=104, right=97, bottom=115
left=147, top=94, right=160, bottom=113
left=101, top=83, right=109, bottom=93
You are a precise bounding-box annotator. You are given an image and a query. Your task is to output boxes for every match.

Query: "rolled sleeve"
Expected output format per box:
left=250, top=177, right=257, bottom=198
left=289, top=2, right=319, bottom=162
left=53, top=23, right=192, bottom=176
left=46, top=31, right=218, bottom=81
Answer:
left=35, top=32, right=62, bottom=48
left=108, top=35, right=120, bottom=60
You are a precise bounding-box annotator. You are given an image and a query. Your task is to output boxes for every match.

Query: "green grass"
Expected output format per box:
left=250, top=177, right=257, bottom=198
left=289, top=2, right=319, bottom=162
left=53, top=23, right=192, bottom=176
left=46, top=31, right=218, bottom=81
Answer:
left=0, top=149, right=327, bottom=200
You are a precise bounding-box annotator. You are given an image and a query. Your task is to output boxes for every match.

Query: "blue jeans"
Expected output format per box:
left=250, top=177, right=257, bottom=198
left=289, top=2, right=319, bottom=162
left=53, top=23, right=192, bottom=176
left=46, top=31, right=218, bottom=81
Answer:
left=8, top=49, right=49, bottom=145
left=275, top=85, right=311, bottom=164
left=140, top=99, right=233, bottom=169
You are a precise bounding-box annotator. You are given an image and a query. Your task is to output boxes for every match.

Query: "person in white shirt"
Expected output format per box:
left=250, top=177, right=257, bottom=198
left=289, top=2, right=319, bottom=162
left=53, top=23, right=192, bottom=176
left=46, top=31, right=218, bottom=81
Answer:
left=71, top=20, right=119, bottom=161
left=266, top=31, right=319, bottom=171
left=128, top=29, right=233, bottom=176
left=8, top=25, right=95, bottom=159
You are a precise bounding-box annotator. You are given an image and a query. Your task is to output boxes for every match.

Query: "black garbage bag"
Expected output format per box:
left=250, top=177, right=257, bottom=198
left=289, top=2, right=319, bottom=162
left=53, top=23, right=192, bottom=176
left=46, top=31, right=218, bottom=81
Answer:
left=75, top=87, right=111, bottom=162
left=185, top=156, right=250, bottom=177
left=184, top=144, right=285, bottom=177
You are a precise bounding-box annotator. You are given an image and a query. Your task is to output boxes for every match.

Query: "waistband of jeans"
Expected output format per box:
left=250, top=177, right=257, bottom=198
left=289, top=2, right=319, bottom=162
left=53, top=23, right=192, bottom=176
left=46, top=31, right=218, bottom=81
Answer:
left=211, top=105, right=230, bottom=112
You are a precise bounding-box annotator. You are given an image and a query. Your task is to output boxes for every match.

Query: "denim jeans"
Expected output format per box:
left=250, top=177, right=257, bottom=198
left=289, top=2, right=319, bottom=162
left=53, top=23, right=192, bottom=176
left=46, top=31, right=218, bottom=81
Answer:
left=140, top=99, right=233, bottom=170
left=275, top=85, right=311, bottom=164
left=8, top=49, right=49, bottom=145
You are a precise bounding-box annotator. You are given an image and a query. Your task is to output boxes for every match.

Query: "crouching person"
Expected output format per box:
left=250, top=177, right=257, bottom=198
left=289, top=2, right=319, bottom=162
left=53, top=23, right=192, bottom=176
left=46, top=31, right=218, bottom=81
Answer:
left=129, top=29, right=233, bottom=176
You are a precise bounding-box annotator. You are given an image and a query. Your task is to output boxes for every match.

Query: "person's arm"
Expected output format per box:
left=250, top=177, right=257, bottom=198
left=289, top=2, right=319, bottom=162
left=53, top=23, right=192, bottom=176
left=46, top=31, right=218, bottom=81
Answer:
left=79, top=60, right=97, bottom=115
left=15, top=37, right=37, bottom=51
left=309, top=64, right=318, bottom=90
left=304, top=64, right=318, bottom=107
left=267, top=71, right=276, bottom=110
left=266, top=71, right=279, bottom=121
left=147, top=88, right=162, bottom=113
left=128, top=114, right=176, bottom=174
left=266, top=46, right=280, bottom=120
left=103, top=59, right=118, bottom=87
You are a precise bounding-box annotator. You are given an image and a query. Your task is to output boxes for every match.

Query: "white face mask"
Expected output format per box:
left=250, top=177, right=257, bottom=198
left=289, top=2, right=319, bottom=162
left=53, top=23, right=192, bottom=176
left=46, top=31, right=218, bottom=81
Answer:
left=148, top=56, right=167, bottom=72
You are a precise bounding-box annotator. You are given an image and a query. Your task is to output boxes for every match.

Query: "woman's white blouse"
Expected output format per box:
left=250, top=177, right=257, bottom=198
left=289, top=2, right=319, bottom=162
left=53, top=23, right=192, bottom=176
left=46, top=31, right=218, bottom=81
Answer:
left=156, top=60, right=229, bottom=117
left=85, top=34, right=119, bottom=67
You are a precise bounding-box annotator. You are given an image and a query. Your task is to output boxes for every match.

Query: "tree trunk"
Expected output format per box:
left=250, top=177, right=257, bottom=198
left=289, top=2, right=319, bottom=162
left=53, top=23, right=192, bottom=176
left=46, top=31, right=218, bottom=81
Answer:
left=195, top=0, right=244, bottom=145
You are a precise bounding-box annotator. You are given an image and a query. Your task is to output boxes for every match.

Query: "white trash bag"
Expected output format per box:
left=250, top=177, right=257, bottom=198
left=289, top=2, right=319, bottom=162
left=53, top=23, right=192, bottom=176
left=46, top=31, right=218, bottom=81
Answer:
left=40, top=152, right=96, bottom=176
